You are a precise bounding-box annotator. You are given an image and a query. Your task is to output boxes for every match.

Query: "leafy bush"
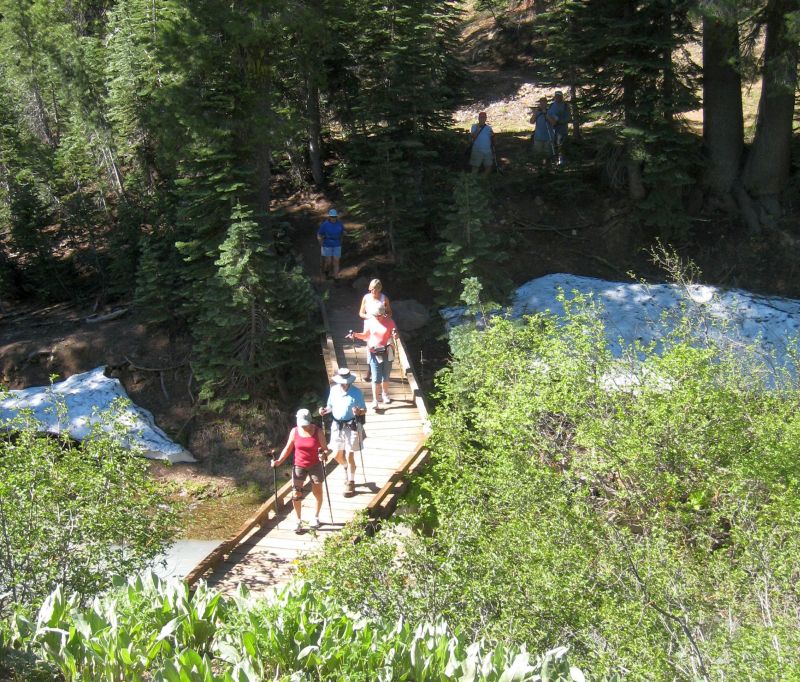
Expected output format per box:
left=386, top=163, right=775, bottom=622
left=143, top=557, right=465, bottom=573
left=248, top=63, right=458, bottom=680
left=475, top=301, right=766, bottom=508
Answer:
left=2, top=573, right=585, bottom=681
left=303, top=291, right=800, bottom=679
left=0, top=400, right=178, bottom=619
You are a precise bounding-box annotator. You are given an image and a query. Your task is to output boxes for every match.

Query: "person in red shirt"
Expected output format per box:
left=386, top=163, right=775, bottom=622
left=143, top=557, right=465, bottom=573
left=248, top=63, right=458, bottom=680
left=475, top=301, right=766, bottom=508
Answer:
left=349, top=303, right=397, bottom=410
left=272, top=408, right=328, bottom=533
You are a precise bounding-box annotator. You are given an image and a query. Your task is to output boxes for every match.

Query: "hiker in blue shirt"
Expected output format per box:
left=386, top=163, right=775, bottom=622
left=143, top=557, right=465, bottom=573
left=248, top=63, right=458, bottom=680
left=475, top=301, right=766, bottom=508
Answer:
left=317, top=208, right=345, bottom=279
left=319, top=368, right=366, bottom=497
left=547, top=91, right=570, bottom=165
left=529, top=97, right=554, bottom=169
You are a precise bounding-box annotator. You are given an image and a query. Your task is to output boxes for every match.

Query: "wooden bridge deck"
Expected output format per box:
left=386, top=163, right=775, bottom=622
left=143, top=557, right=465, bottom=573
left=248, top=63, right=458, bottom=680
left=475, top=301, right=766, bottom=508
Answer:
left=196, top=300, right=428, bottom=596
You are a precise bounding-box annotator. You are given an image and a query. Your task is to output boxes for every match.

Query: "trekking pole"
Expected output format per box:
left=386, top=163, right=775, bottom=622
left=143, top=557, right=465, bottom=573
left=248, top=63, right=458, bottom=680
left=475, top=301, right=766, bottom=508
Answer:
left=319, top=448, right=334, bottom=524
left=348, top=330, right=362, bottom=382
left=269, top=448, right=279, bottom=513
left=356, top=419, right=367, bottom=484
left=492, top=148, right=502, bottom=175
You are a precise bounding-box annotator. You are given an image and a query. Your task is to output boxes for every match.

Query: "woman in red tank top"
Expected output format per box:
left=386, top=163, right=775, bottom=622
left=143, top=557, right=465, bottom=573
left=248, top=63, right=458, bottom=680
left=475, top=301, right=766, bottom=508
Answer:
left=272, top=408, right=328, bottom=533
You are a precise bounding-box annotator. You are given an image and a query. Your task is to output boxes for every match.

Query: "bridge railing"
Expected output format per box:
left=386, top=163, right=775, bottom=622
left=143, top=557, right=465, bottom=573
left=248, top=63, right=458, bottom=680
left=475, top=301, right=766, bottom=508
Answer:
left=184, top=299, right=430, bottom=588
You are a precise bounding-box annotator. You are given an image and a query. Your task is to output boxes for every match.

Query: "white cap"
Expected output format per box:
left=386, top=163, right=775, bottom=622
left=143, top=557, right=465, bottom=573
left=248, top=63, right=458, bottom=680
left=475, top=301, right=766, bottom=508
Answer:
left=296, top=408, right=312, bottom=426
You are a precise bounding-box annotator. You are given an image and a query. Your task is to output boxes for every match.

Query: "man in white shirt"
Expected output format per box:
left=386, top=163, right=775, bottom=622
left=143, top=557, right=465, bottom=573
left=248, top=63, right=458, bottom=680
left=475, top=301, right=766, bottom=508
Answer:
left=469, top=111, right=495, bottom=176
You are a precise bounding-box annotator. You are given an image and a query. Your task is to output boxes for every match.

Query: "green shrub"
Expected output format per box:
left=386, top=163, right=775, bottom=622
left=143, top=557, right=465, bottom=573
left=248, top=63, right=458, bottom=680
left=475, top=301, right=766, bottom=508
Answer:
left=0, top=400, right=178, bottom=619
left=2, top=574, right=584, bottom=681
left=304, top=291, right=800, bottom=679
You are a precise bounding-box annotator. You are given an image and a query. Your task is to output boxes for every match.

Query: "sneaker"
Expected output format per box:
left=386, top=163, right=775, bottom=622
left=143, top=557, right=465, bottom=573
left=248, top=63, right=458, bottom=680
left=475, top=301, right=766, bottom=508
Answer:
left=343, top=480, right=355, bottom=497
left=382, top=392, right=391, bottom=405
left=294, top=520, right=303, bottom=534
left=368, top=400, right=378, bottom=410
left=310, top=517, right=321, bottom=529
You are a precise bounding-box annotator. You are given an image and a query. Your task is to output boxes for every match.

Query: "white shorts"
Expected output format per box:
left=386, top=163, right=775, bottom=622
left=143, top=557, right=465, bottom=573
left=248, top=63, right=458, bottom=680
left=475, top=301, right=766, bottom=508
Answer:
left=329, top=420, right=362, bottom=452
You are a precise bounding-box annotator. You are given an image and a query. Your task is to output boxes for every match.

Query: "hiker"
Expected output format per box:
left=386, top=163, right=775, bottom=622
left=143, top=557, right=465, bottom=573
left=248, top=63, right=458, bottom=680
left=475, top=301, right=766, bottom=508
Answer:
left=530, top=97, right=554, bottom=168
left=359, top=278, right=393, bottom=320
left=358, top=279, right=393, bottom=382
left=349, top=303, right=397, bottom=410
left=317, top=208, right=345, bottom=279
left=272, top=408, right=329, bottom=533
left=319, top=368, right=366, bottom=497
left=468, top=111, right=495, bottom=176
left=547, top=91, right=570, bottom=165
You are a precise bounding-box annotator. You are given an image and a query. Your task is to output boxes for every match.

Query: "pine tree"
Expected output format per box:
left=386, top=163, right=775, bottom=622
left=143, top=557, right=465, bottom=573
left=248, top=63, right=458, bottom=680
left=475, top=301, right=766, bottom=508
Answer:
left=192, top=202, right=317, bottom=405
left=430, top=174, right=510, bottom=308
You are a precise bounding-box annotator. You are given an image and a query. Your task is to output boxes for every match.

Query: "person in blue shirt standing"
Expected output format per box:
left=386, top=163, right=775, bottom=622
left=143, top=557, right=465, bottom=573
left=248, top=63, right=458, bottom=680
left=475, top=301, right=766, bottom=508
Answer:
left=529, top=97, right=554, bottom=169
left=469, top=111, right=495, bottom=176
left=318, top=368, right=366, bottom=497
left=317, top=208, right=345, bottom=279
left=547, top=91, right=570, bottom=166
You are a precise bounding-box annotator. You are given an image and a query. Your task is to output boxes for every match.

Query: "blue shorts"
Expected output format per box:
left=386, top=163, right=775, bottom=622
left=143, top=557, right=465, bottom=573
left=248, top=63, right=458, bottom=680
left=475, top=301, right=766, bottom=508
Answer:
left=368, top=353, right=393, bottom=384
left=321, top=246, right=341, bottom=258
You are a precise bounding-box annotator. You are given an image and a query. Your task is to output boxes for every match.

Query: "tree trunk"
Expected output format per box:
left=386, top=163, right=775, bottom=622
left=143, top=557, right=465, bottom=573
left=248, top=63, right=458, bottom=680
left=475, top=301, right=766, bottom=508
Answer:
left=741, top=0, right=799, bottom=198
left=702, top=14, right=743, bottom=197
left=307, top=79, right=324, bottom=187
left=622, top=0, right=645, bottom=201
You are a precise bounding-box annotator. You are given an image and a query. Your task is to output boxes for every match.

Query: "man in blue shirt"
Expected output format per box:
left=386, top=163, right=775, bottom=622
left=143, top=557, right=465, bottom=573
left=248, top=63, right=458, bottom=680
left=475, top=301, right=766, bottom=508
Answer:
left=547, top=91, right=570, bottom=165
left=319, top=368, right=366, bottom=497
left=317, top=208, right=345, bottom=279
left=529, top=97, right=554, bottom=169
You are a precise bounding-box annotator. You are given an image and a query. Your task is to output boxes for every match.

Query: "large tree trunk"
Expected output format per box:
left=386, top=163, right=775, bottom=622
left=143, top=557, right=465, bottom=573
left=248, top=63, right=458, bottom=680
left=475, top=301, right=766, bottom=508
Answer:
left=741, top=0, right=798, bottom=199
left=622, top=0, right=645, bottom=200
left=306, top=79, right=324, bottom=187
left=702, top=14, right=743, bottom=197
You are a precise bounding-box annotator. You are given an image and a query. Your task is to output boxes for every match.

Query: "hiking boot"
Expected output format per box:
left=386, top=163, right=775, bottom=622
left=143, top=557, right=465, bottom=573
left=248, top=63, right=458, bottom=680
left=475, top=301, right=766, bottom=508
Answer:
left=382, top=392, right=391, bottom=405
left=294, top=520, right=303, bottom=534
left=343, top=480, right=355, bottom=497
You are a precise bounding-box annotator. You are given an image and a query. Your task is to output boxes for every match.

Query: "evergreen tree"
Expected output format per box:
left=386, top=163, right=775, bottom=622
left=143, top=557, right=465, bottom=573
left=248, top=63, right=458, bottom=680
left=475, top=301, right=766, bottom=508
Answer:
left=192, top=202, right=317, bottom=406
left=331, top=0, right=464, bottom=265
left=430, top=174, right=510, bottom=308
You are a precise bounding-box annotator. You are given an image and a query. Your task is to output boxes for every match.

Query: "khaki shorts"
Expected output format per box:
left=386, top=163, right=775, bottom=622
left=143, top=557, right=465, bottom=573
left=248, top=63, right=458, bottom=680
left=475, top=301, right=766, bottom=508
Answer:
left=329, top=420, right=362, bottom=452
left=470, top=148, right=492, bottom=169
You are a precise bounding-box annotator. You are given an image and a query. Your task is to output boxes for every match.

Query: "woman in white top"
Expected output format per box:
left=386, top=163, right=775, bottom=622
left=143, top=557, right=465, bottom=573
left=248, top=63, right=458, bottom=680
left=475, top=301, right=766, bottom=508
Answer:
left=358, top=279, right=393, bottom=383
left=359, top=279, right=393, bottom=320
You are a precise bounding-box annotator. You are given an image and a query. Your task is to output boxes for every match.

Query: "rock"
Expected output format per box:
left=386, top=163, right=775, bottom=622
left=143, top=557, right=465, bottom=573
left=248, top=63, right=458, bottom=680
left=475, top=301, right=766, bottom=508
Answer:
left=393, top=300, right=429, bottom=331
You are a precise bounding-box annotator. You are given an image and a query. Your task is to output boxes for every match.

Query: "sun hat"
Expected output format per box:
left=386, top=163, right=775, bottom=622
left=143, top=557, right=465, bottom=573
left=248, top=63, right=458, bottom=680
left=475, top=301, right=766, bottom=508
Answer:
left=296, top=408, right=312, bottom=427
left=332, top=367, right=356, bottom=385
left=328, top=208, right=338, bottom=217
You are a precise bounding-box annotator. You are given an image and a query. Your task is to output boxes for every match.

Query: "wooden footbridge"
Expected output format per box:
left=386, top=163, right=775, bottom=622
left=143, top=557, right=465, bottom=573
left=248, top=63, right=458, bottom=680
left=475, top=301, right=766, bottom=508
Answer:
left=185, top=292, right=430, bottom=595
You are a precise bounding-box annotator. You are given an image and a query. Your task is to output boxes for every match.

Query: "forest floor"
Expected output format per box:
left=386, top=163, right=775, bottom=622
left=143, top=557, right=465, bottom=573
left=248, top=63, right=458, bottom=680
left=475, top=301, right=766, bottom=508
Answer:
left=2, top=40, right=799, bottom=539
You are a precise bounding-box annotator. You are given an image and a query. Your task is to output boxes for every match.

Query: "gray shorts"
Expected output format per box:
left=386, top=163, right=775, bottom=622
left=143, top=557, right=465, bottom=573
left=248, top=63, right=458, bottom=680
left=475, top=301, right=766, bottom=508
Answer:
left=293, top=462, right=323, bottom=488
left=532, top=139, right=553, bottom=157
left=470, top=148, right=492, bottom=168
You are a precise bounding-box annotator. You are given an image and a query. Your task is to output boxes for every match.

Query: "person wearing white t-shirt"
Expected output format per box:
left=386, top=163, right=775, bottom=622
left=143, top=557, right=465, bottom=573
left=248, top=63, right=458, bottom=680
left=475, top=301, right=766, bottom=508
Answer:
left=469, top=111, right=495, bottom=175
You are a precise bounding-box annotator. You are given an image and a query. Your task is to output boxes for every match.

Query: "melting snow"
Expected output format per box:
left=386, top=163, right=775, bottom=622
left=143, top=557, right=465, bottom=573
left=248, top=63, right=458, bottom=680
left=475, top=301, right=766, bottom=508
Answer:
left=0, top=367, right=195, bottom=463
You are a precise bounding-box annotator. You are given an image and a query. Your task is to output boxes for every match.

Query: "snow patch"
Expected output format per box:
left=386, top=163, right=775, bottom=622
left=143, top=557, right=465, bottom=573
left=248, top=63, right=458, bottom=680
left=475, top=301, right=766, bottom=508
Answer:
left=0, top=367, right=195, bottom=463
left=444, top=274, right=800, bottom=373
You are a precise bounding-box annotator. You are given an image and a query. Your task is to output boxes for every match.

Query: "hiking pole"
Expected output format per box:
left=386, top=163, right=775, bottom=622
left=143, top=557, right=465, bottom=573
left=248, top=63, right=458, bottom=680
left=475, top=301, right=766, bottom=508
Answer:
left=270, top=448, right=279, bottom=513
left=492, top=148, right=502, bottom=175
left=348, top=330, right=362, bottom=382
left=319, top=448, right=334, bottom=524
left=356, top=418, right=367, bottom=484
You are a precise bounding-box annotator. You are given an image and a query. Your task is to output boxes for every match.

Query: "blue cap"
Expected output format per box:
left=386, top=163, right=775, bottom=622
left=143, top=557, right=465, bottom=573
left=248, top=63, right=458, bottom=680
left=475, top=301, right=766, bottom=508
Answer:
left=328, top=208, right=338, bottom=217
